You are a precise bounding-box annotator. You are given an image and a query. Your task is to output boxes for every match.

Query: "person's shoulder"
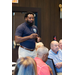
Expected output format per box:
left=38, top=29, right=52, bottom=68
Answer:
left=49, top=49, right=52, bottom=53
left=19, top=22, right=26, bottom=27
left=48, top=49, right=54, bottom=58
left=17, top=22, right=26, bottom=29
left=41, top=63, right=49, bottom=68
left=58, top=50, right=62, bottom=53
left=38, top=61, right=47, bottom=68
left=32, top=25, right=37, bottom=28
left=58, top=50, right=62, bottom=55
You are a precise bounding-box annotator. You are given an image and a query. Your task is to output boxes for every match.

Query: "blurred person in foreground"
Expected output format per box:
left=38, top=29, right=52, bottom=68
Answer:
left=48, top=41, right=62, bottom=75
left=34, top=46, right=53, bottom=75
left=58, top=39, right=62, bottom=51
left=15, top=12, right=41, bottom=58
left=14, top=56, right=37, bottom=75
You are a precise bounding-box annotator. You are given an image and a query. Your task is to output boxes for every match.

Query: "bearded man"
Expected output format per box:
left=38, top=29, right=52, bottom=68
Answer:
left=15, top=12, right=41, bottom=58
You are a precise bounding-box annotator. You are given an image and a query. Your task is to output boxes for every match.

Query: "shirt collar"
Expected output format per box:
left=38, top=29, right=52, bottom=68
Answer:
left=34, top=57, right=43, bottom=62
left=50, top=49, right=58, bottom=55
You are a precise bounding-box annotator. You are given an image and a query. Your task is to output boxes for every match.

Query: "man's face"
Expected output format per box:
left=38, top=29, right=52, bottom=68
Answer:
left=43, top=53, right=49, bottom=62
left=59, top=40, right=62, bottom=50
left=26, top=14, right=34, bottom=26
left=51, top=42, right=59, bottom=54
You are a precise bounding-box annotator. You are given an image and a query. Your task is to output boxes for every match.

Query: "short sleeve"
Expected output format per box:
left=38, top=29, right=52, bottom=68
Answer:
left=15, top=25, right=24, bottom=37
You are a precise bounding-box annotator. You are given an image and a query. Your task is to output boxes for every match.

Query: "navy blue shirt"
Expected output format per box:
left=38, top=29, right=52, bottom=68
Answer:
left=15, top=22, right=38, bottom=49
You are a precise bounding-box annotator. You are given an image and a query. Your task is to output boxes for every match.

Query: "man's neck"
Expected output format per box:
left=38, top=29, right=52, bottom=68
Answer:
left=52, top=50, right=57, bottom=54
left=37, top=55, right=43, bottom=60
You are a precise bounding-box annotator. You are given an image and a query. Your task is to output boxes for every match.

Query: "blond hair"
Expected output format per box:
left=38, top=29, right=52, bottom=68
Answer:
left=14, top=56, right=37, bottom=75
left=36, top=42, right=44, bottom=50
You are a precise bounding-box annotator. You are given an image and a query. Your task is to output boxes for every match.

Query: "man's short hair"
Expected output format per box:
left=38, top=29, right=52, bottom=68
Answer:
left=37, top=46, right=49, bottom=56
left=24, top=12, right=34, bottom=19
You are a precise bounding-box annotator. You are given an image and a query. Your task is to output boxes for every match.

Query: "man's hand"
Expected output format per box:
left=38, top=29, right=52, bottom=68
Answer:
left=55, top=62, right=62, bottom=68
left=29, top=33, right=38, bottom=39
left=37, top=37, right=41, bottom=42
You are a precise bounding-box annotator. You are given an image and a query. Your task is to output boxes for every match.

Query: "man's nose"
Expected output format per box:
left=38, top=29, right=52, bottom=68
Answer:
left=31, top=17, right=34, bottom=20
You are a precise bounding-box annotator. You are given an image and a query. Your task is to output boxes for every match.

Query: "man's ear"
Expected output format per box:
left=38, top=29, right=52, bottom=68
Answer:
left=42, top=54, right=45, bottom=61
left=43, top=54, right=46, bottom=58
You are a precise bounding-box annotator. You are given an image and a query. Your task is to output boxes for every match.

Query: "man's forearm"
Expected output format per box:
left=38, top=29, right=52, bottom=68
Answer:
left=55, top=62, right=62, bottom=68
left=15, top=36, right=30, bottom=43
left=15, top=33, right=38, bottom=43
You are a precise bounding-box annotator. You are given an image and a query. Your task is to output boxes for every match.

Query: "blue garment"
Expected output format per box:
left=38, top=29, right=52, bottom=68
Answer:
left=15, top=22, right=38, bottom=49
left=48, top=49, right=62, bottom=73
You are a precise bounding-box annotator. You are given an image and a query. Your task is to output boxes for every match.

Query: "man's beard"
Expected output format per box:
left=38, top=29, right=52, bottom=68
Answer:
left=27, top=20, right=33, bottom=26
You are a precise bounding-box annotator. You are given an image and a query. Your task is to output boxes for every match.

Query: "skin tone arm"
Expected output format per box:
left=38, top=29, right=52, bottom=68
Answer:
left=47, top=65, right=53, bottom=75
left=37, top=37, right=41, bottom=42
left=55, top=62, right=62, bottom=69
left=15, top=33, right=38, bottom=43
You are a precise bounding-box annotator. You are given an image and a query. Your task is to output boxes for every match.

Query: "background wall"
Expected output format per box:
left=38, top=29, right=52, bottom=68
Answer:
left=12, top=0, right=62, bottom=61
